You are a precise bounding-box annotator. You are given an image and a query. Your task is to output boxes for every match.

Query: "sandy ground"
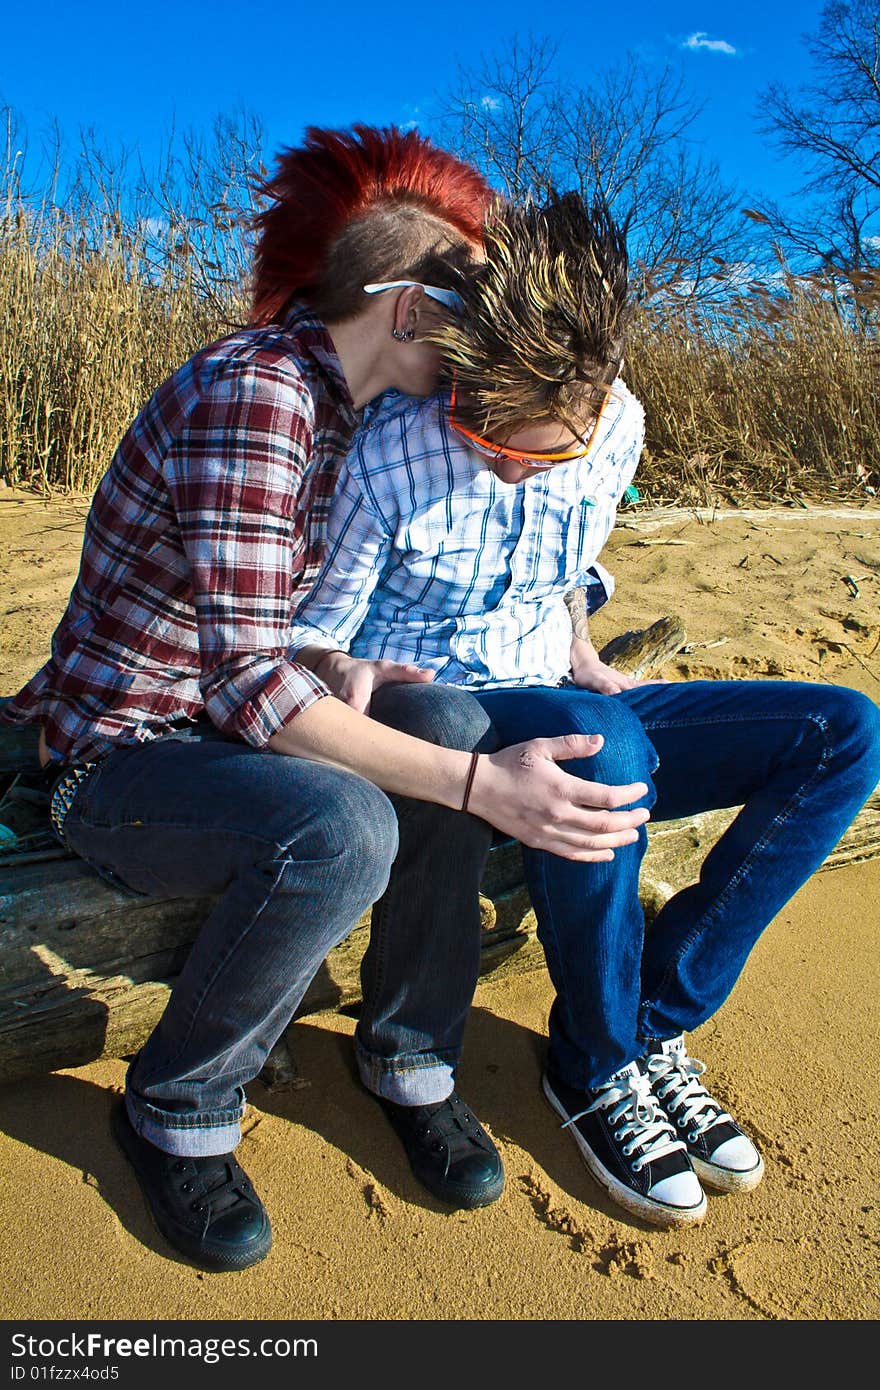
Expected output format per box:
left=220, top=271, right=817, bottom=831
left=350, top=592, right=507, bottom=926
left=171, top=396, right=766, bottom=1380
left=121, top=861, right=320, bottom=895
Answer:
left=1, top=487, right=879, bottom=1323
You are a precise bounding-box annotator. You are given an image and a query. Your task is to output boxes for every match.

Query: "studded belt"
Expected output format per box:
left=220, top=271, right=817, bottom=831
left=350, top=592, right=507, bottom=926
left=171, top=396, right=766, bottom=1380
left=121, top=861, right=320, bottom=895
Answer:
left=48, top=762, right=99, bottom=842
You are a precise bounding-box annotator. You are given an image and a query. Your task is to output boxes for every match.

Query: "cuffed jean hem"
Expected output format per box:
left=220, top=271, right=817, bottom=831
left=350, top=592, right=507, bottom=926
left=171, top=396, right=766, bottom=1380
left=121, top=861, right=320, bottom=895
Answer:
left=355, top=1041, right=456, bottom=1105
left=124, top=1088, right=246, bottom=1157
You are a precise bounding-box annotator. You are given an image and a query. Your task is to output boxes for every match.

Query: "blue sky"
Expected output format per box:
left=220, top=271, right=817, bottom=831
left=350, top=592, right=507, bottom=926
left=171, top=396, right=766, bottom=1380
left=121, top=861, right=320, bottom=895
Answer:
left=2, top=0, right=829, bottom=209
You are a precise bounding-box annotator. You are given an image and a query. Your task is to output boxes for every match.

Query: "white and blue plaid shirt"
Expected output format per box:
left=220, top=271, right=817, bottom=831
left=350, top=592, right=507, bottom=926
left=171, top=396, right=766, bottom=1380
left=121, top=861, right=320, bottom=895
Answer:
left=290, top=382, right=645, bottom=689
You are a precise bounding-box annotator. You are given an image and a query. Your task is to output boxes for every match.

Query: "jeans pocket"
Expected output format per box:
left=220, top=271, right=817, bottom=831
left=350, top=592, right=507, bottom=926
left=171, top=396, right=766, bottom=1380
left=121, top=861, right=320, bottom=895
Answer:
left=64, top=804, right=166, bottom=900
left=67, top=841, right=155, bottom=899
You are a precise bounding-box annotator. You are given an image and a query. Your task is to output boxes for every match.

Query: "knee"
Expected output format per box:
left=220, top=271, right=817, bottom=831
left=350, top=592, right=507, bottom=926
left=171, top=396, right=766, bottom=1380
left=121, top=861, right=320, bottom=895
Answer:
left=570, top=700, right=657, bottom=797
left=369, top=681, right=499, bottom=753
left=520, top=692, right=657, bottom=793
left=820, top=686, right=880, bottom=787
left=294, top=776, right=399, bottom=905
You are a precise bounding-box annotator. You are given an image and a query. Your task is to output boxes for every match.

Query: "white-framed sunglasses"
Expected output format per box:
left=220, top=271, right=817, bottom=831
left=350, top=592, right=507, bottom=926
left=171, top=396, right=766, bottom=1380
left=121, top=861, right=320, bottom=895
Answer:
left=364, top=280, right=464, bottom=313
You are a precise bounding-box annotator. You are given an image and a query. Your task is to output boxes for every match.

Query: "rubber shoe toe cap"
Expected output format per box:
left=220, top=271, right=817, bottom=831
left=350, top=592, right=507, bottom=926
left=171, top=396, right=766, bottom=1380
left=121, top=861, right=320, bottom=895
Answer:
left=648, top=1169, right=705, bottom=1210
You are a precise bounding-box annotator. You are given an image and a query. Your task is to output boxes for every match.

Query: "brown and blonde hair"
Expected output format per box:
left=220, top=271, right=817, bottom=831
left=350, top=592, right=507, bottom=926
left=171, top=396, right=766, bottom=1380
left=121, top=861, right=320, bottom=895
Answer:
left=249, top=125, right=493, bottom=326
left=435, top=192, right=631, bottom=439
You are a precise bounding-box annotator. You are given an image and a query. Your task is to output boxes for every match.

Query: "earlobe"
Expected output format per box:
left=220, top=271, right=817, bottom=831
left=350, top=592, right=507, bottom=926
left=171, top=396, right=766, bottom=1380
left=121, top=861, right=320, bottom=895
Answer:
left=391, top=285, right=425, bottom=343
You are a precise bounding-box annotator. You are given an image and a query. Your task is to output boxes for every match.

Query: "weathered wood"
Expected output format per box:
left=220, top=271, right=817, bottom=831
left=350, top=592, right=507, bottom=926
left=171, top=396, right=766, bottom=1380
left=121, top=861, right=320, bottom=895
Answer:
left=598, top=615, right=688, bottom=680
left=563, top=591, right=688, bottom=681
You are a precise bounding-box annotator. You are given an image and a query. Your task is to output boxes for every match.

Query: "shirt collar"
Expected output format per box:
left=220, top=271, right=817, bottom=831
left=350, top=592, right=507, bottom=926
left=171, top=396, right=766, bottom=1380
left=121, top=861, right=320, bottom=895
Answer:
left=280, top=300, right=358, bottom=428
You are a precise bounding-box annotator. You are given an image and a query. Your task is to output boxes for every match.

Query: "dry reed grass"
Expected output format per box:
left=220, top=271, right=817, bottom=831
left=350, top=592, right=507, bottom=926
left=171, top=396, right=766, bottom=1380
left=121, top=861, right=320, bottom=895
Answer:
left=626, top=267, right=880, bottom=506
left=0, top=115, right=254, bottom=494
left=1, top=124, right=877, bottom=504
left=0, top=204, right=241, bottom=492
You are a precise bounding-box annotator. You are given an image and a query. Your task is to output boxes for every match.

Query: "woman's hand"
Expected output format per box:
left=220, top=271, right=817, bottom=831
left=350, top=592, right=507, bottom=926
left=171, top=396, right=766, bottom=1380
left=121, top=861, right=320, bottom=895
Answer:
left=467, top=733, right=650, bottom=862
left=315, top=650, right=435, bottom=714
left=569, top=636, right=658, bottom=694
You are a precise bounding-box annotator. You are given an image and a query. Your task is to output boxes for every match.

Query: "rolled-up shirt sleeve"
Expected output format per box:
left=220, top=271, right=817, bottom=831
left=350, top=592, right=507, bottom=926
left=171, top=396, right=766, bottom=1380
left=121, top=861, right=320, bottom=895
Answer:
left=164, top=356, right=330, bottom=747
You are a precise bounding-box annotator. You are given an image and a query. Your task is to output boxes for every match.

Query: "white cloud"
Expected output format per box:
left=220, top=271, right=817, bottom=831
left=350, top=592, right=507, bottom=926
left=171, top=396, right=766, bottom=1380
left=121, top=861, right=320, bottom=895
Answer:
left=480, top=95, right=502, bottom=111
left=682, top=31, right=737, bottom=56
left=137, top=215, right=170, bottom=239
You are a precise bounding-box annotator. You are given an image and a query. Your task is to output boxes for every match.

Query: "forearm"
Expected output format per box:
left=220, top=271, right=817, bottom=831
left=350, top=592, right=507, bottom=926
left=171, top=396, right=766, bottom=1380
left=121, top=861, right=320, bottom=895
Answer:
left=268, top=695, right=472, bottom=809
left=564, top=588, right=598, bottom=672
left=564, top=587, right=591, bottom=642
left=570, top=633, right=601, bottom=671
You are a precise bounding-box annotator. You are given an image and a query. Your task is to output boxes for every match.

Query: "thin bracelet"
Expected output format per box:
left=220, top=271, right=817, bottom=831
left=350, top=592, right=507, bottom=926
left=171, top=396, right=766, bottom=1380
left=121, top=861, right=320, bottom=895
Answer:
left=461, top=750, right=481, bottom=813
left=312, top=648, right=343, bottom=676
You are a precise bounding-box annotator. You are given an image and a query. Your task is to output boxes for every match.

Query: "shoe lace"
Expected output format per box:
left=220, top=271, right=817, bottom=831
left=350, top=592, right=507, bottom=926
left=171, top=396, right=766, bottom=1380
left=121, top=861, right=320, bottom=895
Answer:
left=562, top=1069, right=684, bottom=1172
left=414, top=1095, right=487, bottom=1160
left=645, top=1048, right=732, bottom=1139
left=172, top=1155, right=253, bottom=1220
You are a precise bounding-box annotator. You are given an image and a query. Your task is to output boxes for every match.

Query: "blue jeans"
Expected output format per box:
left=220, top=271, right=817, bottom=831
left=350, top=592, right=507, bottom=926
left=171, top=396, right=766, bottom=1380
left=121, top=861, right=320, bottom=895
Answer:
left=62, top=683, right=496, bottom=1155
left=475, top=679, right=880, bottom=1090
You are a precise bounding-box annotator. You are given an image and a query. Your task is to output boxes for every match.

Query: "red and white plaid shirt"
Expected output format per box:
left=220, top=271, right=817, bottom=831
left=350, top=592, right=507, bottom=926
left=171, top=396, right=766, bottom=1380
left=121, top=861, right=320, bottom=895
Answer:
left=4, top=304, right=359, bottom=765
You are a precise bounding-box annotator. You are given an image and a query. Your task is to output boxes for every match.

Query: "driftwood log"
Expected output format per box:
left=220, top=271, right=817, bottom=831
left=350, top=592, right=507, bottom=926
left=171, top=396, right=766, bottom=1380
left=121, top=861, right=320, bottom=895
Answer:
left=2, top=614, right=879, bottom=1088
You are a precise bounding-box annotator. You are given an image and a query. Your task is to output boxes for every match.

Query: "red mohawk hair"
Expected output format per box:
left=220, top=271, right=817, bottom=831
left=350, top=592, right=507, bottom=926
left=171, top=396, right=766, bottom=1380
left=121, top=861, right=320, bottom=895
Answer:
left=250, top=124, right=493, bottom=326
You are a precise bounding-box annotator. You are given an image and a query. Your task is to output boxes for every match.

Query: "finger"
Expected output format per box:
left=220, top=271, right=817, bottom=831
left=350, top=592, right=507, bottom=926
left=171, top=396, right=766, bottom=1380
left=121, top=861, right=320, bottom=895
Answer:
left=538, top=820, right=646, bottom=849
left=343, top=690, right=372, bottom=715
left=376, top=662, right=436, bottom=685
left=527, top=825, right=644, bottom=860
left=550, top=761, right=650, bottom=810
left=532, top=732, right=605, bottom=761
left=541, top=845, right=618, bottom=863
left=525, top=811, right=647, bottom=856
left=569, top=788, right=651, bottom=816
left=339, top=675, right=374, bottom=713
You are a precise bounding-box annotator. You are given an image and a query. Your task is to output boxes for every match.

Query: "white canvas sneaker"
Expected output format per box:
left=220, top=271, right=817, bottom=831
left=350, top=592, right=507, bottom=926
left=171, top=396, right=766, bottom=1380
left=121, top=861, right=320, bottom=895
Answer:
left=543, top=1062, right=707, bottom=1228
left=642, top=1036, right=764, bottom=1193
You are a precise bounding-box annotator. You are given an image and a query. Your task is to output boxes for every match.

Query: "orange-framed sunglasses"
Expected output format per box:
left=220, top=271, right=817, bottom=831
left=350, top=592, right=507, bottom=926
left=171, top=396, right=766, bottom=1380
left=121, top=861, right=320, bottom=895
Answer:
left=447, top=386, right=609, bottom=468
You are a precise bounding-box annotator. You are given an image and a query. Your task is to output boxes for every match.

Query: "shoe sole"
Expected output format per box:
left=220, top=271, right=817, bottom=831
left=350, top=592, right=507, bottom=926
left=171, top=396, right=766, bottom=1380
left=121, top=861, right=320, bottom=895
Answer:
left=110, top=1100, right=272, bottom=1271
left=542, top=1077, right=707, bottom=1229
left=691, top=1152, right=765, bottom=1194
left=416, top=1170, right=505, bottom=1209
left=407, top=1144, right=505, bottom=1209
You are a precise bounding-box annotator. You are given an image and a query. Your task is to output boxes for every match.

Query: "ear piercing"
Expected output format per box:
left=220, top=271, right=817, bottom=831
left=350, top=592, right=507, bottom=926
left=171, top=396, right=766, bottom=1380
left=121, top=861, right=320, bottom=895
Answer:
left=391, top=328, right=415, bottom=341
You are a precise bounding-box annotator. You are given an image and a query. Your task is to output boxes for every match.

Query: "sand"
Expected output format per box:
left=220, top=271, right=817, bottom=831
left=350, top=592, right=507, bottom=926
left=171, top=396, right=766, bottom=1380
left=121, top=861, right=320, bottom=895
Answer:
left=1, top=487, right=879, bottom=1323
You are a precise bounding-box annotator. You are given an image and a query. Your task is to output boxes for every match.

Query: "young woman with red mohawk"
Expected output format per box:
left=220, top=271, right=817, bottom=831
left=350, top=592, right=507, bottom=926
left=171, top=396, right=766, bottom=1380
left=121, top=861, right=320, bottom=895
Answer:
left=249, top=122, right=490, bottom=326
left=5, top=126, right=649, bottom=1271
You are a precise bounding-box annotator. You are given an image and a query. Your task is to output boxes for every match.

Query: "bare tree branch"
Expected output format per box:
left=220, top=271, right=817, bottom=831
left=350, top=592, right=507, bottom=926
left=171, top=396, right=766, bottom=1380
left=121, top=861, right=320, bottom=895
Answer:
left=756, top=0, right=880, bottom=270
left=434, top=36, right=746, bottom=304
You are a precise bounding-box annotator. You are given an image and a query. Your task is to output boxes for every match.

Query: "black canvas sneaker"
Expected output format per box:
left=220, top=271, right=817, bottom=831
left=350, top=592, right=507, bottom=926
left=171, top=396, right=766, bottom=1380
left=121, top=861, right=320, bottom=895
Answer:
left=111, top=1099, right=272, bottom=1271
left=542, top=1063, right=706, bottom=1228
left=642, top=1036, right=764, bottom=1193
left=375, top=1091, right=505, bottom=1209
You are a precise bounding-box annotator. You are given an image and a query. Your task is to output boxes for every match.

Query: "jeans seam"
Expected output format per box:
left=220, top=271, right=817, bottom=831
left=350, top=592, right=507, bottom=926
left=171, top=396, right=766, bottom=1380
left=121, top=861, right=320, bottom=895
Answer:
left=529, top=848, right=568, bottom=1063
left=354, top=1040, right=459, bottom=1074
left=361, top=876, right=390, bottom=1022
left=134, top=851, right=293, bottom=1091
left=638, top=710, right=832, bottom=734
left=74, top=808, right=295, bottom=848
